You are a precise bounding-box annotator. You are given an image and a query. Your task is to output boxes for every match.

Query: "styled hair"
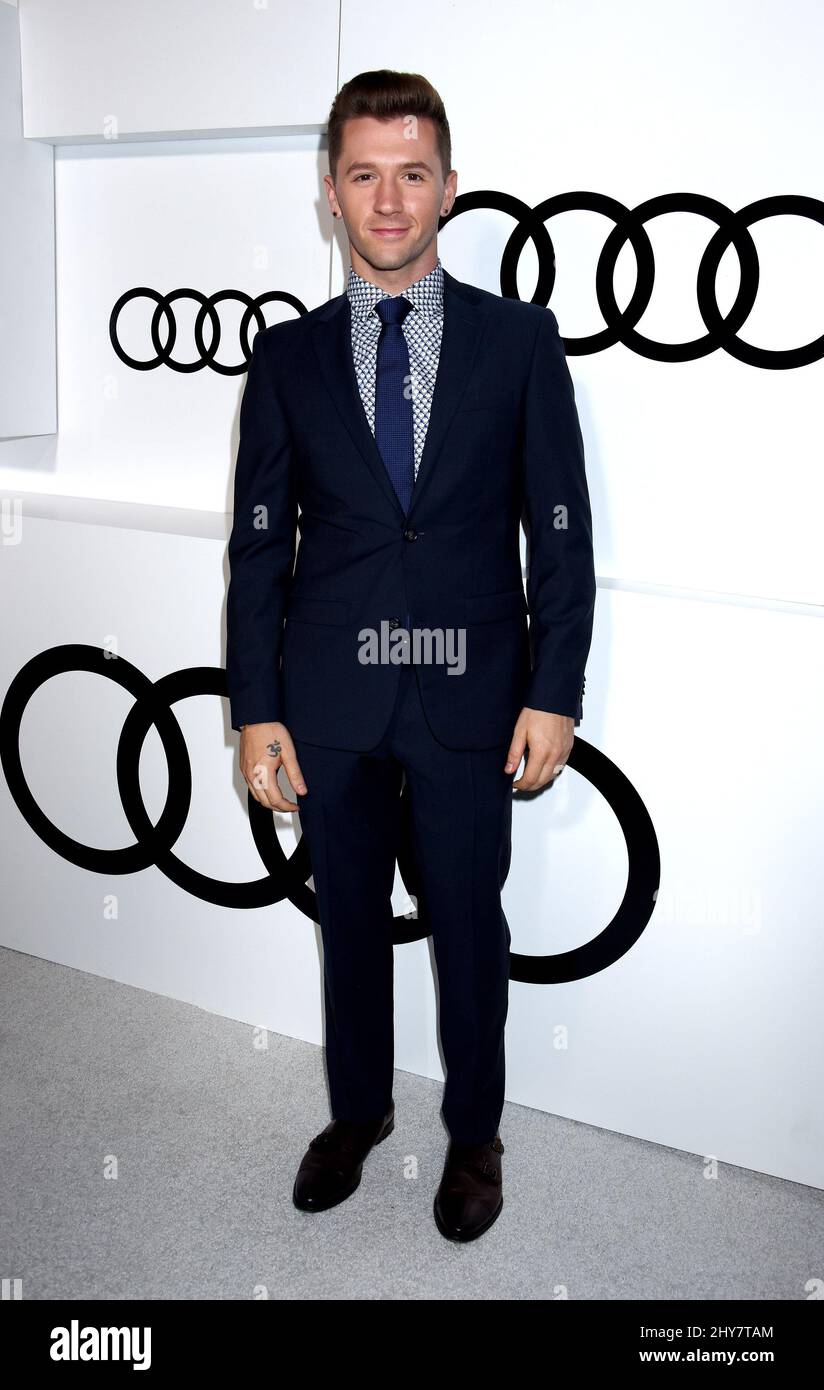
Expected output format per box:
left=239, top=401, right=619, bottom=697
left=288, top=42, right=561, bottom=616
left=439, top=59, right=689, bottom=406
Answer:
left=327, top=69, right=452, bottom=184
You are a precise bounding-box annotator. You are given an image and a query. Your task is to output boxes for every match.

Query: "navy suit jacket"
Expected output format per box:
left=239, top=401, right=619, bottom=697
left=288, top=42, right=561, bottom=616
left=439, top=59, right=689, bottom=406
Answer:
left=226, top=267, right=596, bottom=751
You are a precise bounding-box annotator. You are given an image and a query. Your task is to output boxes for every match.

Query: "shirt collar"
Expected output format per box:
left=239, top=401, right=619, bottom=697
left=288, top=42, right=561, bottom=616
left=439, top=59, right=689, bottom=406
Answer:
left=346, top=256, right=444, bottom=322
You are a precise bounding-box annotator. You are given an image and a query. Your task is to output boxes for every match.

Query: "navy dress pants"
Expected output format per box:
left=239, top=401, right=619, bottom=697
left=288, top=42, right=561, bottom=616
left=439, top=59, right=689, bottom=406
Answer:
left=292, top=661, right=515, bottom=1147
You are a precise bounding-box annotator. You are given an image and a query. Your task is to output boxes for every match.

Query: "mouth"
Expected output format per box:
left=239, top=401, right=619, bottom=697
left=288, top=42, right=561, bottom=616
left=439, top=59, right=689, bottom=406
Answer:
left=371, top=227, right=410, bottom=237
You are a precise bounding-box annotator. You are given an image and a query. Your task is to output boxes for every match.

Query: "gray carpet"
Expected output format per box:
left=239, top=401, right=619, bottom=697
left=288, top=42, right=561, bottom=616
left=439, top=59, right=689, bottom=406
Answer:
left=1, top=946, right=821, bottom=1300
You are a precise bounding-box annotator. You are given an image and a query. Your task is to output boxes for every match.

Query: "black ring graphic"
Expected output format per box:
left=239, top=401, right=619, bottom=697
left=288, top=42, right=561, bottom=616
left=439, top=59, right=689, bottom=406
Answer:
left=109, top=191, right=824, bottom=371
left=508, top=738, right=660, bottom=983
left=110, top=191, right=824, bottom=369
left=109, top=288, right=308, bottom=374
left=109, top=193, right=822, bottom=372
left=438, top=188, right=824, bottom=366
left=1, top=646, right=660, bottom=982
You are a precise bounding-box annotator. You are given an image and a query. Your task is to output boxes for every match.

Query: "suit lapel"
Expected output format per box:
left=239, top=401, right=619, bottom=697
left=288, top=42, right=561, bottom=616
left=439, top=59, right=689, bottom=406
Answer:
left=310, top=290, right=403, bottom=521
left=309, top=268, right=492, bottom=523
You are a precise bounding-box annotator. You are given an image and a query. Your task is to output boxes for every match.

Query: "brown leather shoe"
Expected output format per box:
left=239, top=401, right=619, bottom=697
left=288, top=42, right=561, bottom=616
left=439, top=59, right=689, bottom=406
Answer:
left=433, top=1133, right=504, bottom=1241
left=292, top=1103, right=395, bottom=1211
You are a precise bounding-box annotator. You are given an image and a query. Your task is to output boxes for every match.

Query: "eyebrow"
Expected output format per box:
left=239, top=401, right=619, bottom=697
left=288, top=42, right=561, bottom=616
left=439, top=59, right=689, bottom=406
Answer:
left=344, top=160, right=436, bottom=175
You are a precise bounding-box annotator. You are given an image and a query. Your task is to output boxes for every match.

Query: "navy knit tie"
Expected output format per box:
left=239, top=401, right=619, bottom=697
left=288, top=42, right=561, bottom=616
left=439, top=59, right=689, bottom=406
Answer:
left=374, top=296, right=414, bottom=516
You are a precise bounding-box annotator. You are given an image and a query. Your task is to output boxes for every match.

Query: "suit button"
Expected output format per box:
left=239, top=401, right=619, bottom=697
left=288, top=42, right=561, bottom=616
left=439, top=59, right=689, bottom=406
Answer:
left=388, top=617, right=401, bottom=630
left=403, top=528, right=418, bottom=541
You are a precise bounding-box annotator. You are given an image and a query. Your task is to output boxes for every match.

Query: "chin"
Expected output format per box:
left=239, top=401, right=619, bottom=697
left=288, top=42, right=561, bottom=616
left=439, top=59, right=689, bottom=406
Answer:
left=369, top=237, right=417, bottom=262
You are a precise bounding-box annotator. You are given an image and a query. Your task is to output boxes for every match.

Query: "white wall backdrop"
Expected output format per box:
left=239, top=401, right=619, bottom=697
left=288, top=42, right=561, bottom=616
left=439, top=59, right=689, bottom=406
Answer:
left=1, top=0, right=822, bottom=1188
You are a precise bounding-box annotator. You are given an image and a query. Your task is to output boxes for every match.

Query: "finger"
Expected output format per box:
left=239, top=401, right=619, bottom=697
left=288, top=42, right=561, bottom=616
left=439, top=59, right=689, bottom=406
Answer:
left=245, top=761, right=277, bottom=806
left=280, top=750, right=308, bottom=797
left=263, top=760, right=306, bottom=813
left=527, top=752, right=568, bottom=791
left=512, top=747, right=553, bottom=791
left=245, top=760, right=288, bottom=810
left=245, top=772, right=299, bottom=813
left=243, top=776, right=275, bottom=810
left=259, top=763, right=300, bottom=812
left=267, top=790, right=300, bottom=813
left=504, top=732, right=527, bottom=774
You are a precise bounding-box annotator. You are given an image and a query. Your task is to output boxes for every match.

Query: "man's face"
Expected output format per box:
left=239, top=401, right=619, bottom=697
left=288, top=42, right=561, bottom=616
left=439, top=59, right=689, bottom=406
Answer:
left=325, top=114, right=456, bottom=280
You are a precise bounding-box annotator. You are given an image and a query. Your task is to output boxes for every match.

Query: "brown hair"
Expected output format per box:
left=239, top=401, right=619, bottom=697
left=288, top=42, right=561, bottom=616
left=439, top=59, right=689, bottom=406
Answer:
left=327, top=69, right=452, bottom=184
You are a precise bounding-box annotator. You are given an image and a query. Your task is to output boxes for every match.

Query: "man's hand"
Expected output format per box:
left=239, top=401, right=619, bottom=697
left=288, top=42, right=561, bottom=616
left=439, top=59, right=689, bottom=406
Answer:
left=505, top=707, right=574, bottom=792
left=239, top=721, right=307, bottom=812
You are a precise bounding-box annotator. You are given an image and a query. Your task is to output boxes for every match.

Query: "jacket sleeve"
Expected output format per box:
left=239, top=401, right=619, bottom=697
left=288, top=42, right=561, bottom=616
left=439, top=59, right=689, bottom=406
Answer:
left=225, top=327, right=298, bottom=731
left=521, top=306, right=596, bottom=722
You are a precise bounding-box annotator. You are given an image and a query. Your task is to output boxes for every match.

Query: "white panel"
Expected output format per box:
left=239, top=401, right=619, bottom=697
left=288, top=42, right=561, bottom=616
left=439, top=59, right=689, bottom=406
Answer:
left=339, top=0, right=824, bottom=605
left=0, top=135, right=330, bottom=509
left=0, top=0, right=55, bottom=436
left=0, top=513, right=323, bottom=1041
left=502, top=583, right=824, bottom=1189
left=19, top=0, right=339, bottom=140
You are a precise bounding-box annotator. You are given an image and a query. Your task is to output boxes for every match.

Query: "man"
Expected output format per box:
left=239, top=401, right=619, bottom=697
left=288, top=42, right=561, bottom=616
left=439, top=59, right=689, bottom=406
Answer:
left=226, top=70, right=596, bottom=1242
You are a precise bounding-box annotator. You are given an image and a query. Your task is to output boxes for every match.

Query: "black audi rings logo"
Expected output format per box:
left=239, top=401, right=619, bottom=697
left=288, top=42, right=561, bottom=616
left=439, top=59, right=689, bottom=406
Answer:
left=1, top=646, right=660, bottom=982
left=440, top=189, right=824, bottom=367
left=109, top=190, right=824, bottom=370
left=109, top=288, right=308, bottom=374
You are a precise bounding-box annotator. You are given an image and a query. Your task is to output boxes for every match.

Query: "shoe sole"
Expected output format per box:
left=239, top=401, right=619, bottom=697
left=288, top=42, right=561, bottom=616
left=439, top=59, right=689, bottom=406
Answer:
left=292, top=1114, right=395, bottom=1213
left=432, top=1192, right=503, bottom=1242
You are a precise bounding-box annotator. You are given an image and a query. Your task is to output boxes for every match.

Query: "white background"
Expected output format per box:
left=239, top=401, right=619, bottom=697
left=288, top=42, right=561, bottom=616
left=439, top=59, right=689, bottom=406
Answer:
left=1, top=0, right=822, bottom=1187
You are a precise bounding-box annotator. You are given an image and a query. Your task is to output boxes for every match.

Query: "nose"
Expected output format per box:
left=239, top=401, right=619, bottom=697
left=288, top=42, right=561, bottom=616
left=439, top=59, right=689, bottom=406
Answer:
left=372, top=179, right=404, bottom=215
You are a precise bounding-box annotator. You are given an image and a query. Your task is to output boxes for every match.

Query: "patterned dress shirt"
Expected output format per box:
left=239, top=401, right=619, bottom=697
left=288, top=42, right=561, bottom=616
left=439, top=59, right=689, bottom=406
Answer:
left=345, top=256, right=445, bottom=481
